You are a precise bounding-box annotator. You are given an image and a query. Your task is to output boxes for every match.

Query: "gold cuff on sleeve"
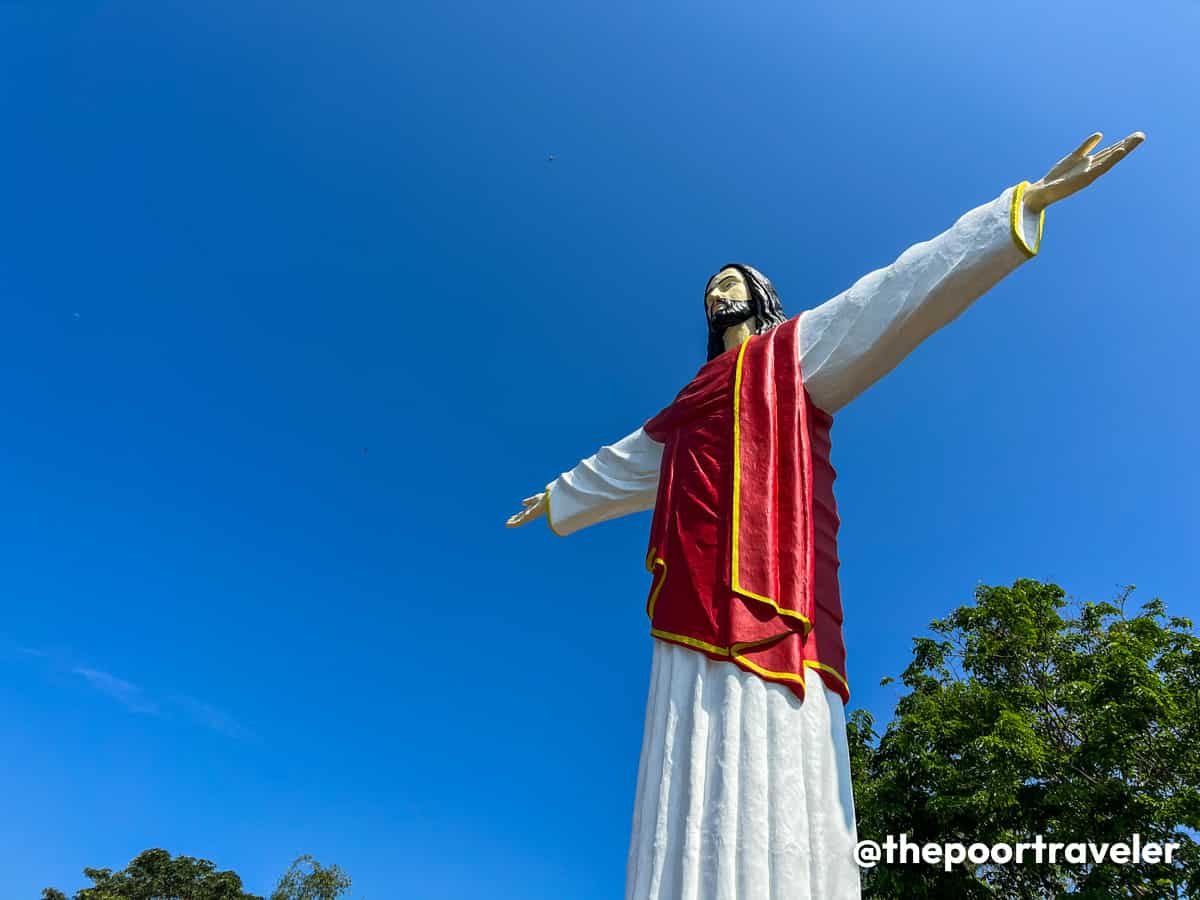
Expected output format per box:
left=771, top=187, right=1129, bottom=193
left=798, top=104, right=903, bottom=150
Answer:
left=1010, top=181, right=1046, bottom=258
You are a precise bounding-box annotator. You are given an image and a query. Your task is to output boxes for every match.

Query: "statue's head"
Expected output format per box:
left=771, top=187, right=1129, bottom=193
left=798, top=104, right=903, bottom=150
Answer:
left=704, top=264, right=788, bottom=361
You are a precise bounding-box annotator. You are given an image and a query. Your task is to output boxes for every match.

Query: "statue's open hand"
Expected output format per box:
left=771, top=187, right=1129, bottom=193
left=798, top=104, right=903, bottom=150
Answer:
left=1024, top=130, right=1145, bottom=213
left=506, top=492, right=548, bottom=528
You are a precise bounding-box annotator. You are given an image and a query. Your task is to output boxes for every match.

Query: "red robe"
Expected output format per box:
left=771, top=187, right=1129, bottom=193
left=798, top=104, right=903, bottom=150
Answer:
left=643, top=317, right=849, bottom=703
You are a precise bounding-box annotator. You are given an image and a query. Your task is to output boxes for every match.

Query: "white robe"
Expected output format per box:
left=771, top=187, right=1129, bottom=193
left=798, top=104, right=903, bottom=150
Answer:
left=546, top=184, right=1045, bottom=900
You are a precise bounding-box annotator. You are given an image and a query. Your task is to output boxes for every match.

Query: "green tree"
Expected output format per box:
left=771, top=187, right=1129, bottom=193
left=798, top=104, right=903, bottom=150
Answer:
left=41, top=848, right=261, bottom=900
left=42, top=849, right=350, bottom=900
left=849, top=579, right=1200, bottom=898
left=269, top=856, right=351, bottom=900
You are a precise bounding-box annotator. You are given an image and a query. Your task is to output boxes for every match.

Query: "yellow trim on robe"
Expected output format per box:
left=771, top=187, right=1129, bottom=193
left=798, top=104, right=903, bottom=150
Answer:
left=803, top=658, right=851, bottom=694
left=649, top=628, right=849, bottom=698
left=733, top=655, right=809, bottom=688
left=651, top=629, right=806, bottom=691
left=645, top=549, right=667, bottom=619
left=650, top=628, right=732, bottom=659
left=544, top=484, right=565, bottom=537
left=730, top=338, right=814, bottom=634
left=1010, top=181, right=1046, bottom=258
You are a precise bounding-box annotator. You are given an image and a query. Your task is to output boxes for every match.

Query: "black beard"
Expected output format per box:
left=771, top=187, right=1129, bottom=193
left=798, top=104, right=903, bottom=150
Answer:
left=708, top=300, right=755, bottom=334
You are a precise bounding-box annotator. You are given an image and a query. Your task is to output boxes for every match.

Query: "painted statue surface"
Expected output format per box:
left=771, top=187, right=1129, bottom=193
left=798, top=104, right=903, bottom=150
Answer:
left=508, top=132, right=1144, bottom=900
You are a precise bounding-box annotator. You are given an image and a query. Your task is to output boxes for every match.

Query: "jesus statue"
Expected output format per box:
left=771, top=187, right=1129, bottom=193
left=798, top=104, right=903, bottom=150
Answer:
left=506, top=131, right=1144, bottom=900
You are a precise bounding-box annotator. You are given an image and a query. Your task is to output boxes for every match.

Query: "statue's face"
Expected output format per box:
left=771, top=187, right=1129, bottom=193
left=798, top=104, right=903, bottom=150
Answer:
left=705, top=267, right=750, bottom=322
left=705, top=267, right=757, bottom=339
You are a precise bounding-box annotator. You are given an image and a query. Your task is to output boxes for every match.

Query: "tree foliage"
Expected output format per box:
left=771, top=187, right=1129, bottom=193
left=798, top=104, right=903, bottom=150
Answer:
left=849, top=579, right=1200, bottom=898
left=269, top=856, right=351, bottom=900
left=42, top=849, right=350, bottom=900
left=43, top=849, right=260, bottom=900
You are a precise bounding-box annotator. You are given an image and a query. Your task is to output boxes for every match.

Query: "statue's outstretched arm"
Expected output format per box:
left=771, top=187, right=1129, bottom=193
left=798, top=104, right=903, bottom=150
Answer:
left=799, top=131, right=1143, bottom=415
left=506, top=427, right=664, bottom=535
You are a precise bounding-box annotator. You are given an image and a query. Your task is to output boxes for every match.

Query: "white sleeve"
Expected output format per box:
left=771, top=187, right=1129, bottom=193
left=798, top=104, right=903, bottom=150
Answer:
left=545, top=427, right=664, bottom=537
left=799, top=182, right=1045, bottom=414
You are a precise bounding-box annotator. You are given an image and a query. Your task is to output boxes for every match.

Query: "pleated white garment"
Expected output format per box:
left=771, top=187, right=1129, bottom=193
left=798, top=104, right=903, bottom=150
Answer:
left=625, top=641, right=861, bottom=900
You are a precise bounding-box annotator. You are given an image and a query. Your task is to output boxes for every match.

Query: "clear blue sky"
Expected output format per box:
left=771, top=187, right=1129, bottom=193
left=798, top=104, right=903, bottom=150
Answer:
left=2, top=1, right=1196, bottom=897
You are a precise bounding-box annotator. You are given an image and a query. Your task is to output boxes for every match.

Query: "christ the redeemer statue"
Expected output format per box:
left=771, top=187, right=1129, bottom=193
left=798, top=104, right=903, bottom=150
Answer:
left=507, top=131, right=1144, bottom=900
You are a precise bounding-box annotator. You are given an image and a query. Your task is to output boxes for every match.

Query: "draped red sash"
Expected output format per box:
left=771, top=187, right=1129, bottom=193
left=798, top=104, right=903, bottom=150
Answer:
left=643, top=317, right=849, bottom=702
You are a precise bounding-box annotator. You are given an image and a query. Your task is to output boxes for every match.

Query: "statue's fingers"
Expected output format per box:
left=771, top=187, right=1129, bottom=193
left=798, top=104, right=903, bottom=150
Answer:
left=521, top=494, right=542, bottom=507
left=1121, top=132, right=1146, bottom=154
left=1088, top=133, right=1143, bottom=168
left=1044, top=132, right=1103, bottom=179
left=1088, top=143, right=1124, bottom=167
left=1073, top=131, right=1104, bottom=158
left=1088, top=147, right=1128, bottom=179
